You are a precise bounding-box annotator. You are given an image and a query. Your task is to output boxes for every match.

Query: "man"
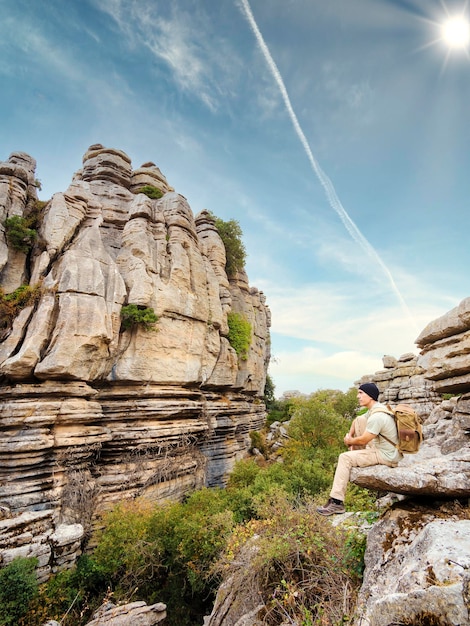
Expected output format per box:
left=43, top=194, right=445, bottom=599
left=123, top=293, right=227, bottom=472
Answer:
left=317, top=382, right=402, bottom=515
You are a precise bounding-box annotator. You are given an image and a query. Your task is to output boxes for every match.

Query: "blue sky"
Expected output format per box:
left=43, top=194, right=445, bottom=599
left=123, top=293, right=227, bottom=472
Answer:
left=2, top=0, right=470, bottom=397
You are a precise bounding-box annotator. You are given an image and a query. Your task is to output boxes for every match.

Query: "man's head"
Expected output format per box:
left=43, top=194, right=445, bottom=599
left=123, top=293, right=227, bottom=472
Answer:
left=357, top=382, right=380, bottom=407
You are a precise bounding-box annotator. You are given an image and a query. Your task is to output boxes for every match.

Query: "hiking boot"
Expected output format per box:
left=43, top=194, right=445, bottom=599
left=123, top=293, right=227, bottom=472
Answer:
left=316, top=498, right=345, bottom=516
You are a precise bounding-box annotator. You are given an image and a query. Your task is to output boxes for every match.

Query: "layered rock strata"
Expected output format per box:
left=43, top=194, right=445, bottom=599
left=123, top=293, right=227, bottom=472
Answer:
left=356, top=352, right=440, bottom=419
left=0, top=146, right=270, bottom=577
left=416, top=296, right=470, bottom=394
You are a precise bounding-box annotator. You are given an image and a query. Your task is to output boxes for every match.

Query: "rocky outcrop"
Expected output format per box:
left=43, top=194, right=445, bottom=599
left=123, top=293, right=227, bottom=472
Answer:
left=0, top=146, right=270, bottom=578
left=355, top=501, right=470, bottom=626
left=85, top=600, right=167, bottom=626
left=356, top=352, right=440, bottom=419
left=351, top=309, right=470, bottom=625
left=416, top=297, right=470, bottom=394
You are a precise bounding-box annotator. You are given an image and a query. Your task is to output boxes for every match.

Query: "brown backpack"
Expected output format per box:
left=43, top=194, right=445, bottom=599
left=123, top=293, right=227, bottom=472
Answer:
left=371, top=404, right=424, bottom=454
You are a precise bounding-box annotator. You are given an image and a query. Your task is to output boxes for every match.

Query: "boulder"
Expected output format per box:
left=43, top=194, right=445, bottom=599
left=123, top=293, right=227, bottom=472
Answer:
left=85, top=601, right=166, bottom=626
left=355, top=502, right=470, bottom=626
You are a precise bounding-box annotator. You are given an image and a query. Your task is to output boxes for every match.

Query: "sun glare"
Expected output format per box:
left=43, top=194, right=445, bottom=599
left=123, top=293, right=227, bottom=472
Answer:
left=442, top=15, right=470, bottom=48
left=417, top=4, right=470, bottom=71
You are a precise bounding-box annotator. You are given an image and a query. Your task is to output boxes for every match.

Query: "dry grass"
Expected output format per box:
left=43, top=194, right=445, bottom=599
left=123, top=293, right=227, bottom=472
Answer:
left=212, top=499, right=364, bottom=625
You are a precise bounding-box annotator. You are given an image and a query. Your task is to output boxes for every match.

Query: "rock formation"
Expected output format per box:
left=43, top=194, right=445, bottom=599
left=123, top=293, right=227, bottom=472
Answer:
left=416, top=296, right=470, bottom=394
left=0, top=146, right=271, bottom=580
left=351, top=301, right=470, bottom=625
left=85, top=600, right=167, bottom=626
left=355, top=500, right=470, bottom=626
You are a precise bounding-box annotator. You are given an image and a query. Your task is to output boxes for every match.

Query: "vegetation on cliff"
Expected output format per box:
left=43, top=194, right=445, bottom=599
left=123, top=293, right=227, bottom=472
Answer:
left=4, top=215, right=37, bottom=254
left=15, top=387, right=372, bottom=626
left=209, top=212, right=246, bottom=277
left=120, top=303, right=159, bottom=331
left=134, top=184, right=164, bottom=199
left=3, top=199, right=47, bottom=255
left=0, top=283, right=43, bottom=340
left=227, top=311, right=252, bottom=360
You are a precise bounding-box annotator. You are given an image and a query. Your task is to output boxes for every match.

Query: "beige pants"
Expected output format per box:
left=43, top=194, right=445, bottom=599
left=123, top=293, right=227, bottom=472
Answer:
left=330, top=448, right=397, bottom=502
left=349, top=414, right=368, bottom=450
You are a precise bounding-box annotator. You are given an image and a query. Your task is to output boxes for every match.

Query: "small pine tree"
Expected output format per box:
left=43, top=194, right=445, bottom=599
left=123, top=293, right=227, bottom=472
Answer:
left=120, top=304, right=159, bottom=331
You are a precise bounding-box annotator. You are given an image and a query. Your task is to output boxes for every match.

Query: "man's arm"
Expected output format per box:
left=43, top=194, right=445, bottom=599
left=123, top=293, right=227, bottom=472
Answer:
left=344, top=430, right=376, bottom=447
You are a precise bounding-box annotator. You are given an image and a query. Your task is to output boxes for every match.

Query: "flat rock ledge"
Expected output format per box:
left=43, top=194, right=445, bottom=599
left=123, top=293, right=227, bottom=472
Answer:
left=350, top=448, right=470, bottom=498
left=351, top=393, right=470, bottom=498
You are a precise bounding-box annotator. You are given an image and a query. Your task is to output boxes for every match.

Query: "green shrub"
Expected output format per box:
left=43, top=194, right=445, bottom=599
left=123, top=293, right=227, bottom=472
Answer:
left=284, top=391, right=349, bottom=463
left=249, top=430, right=268, bottom=456
left=227, top=458, right=262, bottom=489
left=332, top=386, right=361, bottom=419
left=263, top=373, right=276, bottom=410
left=0, top=557, right=39, bottom=625
left=147, top=488, right=235, bottom=590
left=266, top=397, right=294, bottom=426
left=0, top=283, right=43, bottom=338
left=92, top=499, right=155, bottom=592
left=227, top=311, right=251, bottom=360
left=135, top=185, right=164, bottom=199
left=209, top=213, right=246, bottom=277
left=4, top=215, right=37, bottom=253
left=120, top=304, right=158, bottom=331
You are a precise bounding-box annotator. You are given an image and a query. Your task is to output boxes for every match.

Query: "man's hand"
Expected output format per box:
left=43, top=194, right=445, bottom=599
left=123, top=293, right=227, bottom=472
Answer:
left=344, top=431, right=376, bottom=447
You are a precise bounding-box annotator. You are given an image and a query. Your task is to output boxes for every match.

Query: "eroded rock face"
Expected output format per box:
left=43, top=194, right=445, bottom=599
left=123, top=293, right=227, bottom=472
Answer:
left=85, top=601, right=167, bottom=626
left=416, top=297, right=470, bottom=394
left=355, top=502, right=470, bottom=626
left=0, top=146, right=270, bottom=578
left=356, top=352, right=440, bottom=420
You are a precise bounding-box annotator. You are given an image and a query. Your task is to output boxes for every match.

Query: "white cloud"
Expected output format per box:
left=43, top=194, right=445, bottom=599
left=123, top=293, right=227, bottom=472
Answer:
left=94, top=0, right=243, bottom=112
left=262, top=275, right=463, bottom=397
left=271, top=346, right=381, bottom=380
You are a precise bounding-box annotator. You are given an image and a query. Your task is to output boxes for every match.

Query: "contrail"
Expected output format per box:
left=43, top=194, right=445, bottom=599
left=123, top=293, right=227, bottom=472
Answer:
left=238, top=0, right=417, bottom=329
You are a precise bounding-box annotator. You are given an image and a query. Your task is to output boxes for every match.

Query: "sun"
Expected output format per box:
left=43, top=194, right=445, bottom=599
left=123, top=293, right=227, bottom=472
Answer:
left=441, top=15, right=470, bottom=48
left=417, top=5, right=470, bottom=70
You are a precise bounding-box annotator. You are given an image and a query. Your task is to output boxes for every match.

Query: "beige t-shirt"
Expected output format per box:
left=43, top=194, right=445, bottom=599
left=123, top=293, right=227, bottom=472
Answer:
left=366, top=404, right=403, bottom=464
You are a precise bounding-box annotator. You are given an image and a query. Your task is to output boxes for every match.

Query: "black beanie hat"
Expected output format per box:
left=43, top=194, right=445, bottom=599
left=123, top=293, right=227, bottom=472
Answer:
left=358, top=383, right=380, bottom=401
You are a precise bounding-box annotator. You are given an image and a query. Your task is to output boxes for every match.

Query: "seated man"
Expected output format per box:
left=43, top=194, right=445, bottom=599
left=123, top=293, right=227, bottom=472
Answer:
left=317, top=382, right=402, bottom=515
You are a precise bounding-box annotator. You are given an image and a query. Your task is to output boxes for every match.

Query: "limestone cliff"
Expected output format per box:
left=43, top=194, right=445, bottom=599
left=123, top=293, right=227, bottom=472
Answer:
left=0, top=146, right=271, bottom=580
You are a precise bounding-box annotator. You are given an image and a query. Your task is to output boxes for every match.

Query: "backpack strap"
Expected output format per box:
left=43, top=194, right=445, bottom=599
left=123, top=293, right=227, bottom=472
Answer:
left=369, top=405, right=398, bottom=448
left=377, top=432, right=396, bottom=447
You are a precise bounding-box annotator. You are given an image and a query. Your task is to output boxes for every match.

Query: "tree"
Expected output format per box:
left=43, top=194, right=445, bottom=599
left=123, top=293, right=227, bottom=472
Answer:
left=209, top=213, right=246, bottom=277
